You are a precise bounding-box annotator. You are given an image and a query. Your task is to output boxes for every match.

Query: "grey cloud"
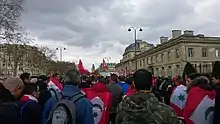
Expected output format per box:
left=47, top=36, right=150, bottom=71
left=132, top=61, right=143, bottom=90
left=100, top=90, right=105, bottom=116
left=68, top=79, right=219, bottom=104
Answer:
left=21, top=0, right=220, bottom=67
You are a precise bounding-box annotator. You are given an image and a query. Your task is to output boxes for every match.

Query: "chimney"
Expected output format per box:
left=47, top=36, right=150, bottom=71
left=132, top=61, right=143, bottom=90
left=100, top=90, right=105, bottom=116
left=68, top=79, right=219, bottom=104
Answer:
left=160, top=36, right=168, bottom=44
left=184, top=30, right=194, bottom=36
left=172, top=30, right=182, bottom=39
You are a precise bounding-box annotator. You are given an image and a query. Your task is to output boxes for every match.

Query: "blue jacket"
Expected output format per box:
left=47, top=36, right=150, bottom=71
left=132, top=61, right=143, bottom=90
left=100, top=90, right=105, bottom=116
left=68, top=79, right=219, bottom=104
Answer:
left=42, top=85, right=94, bottom=124
left=118, top=82, right=129, bottom=95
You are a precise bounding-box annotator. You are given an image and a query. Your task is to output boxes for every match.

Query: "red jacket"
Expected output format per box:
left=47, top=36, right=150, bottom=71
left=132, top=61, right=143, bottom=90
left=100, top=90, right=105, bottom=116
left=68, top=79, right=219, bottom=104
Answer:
left=83, top=82, right=112, bottom=124
left=183, top=86, right=215, bottom=124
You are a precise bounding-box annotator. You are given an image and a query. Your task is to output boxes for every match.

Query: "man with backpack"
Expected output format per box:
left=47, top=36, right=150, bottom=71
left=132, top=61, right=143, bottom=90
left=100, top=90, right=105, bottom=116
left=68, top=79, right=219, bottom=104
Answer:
left=116, top=69, right=179, bottom=124
left=42, top=69, right=94, bottom=124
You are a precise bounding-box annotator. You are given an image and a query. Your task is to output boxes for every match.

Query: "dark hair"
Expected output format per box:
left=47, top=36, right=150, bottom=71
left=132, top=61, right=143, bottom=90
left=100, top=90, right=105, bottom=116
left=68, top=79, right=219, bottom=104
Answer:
left=187, top=73, right=201, bottom=80
left=23, top=83, right=38, bottom=95
left=133, top=69, right=152, bottom=90
left=20, top=72, right=30, bottom=82
left=176, top=77, right=186, bottom=85
left=52, top=73, right=59, bottom=78
left=98, top=77, right=107, bottom=84
left=36, top=80, right=48, bottom=91
left=39, top=75, right=48, bottom=82
left=119, top=75, right=126, bottom=82
left=110, top=74, right=118, bottom=82
left=64, top=69, right=80, bottom=86
left=126, top=76, right=133, bottom=85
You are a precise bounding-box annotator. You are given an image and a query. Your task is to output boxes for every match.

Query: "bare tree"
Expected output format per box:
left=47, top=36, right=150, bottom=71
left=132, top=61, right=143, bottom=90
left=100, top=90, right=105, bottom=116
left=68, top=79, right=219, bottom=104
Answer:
left=0, top=0, right=24, bottom=39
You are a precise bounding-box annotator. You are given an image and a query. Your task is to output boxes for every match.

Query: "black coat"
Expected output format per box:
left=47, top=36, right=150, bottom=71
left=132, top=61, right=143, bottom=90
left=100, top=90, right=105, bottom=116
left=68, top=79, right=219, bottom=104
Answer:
left=20, top=100, right=42, bottom=124
left=107, top=82, right=123, bottom=113
left=0, top=83, right=20, bottom=124
left=38, top=90, right=52, bottom=108
left=213, top=83, right=220, bottom=124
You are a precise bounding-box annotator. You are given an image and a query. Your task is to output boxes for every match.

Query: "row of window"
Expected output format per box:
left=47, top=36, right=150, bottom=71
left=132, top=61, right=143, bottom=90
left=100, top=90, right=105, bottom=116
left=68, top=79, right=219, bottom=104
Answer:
left=137, top=48, right=220, bottom=67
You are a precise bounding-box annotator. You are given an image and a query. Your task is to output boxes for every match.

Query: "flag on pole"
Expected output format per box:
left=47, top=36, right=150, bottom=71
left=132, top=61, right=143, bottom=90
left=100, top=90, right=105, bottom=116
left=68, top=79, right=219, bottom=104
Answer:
left=92, top=64, right=96, bottom=73
left=102, top=59, right=108, bottom=71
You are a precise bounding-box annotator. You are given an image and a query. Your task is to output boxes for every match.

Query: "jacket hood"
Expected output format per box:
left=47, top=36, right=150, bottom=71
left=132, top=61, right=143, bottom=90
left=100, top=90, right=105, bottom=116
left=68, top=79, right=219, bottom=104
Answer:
left=0, top=83, right=15, bottom=102
left=93, top=82, right=108, bottom=93
left=187, top=76, right=213, bottom=93
left=122, top=92, right=159, bottom=113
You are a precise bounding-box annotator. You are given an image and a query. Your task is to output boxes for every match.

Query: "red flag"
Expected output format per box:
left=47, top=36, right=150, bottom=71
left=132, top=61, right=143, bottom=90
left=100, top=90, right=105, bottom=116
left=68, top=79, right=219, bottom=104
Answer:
left=183, top=85, right=215, bottom=124
left=102, top=59, right=108, bottom=71
left=78, top=59, right=87, bottom=74
left=83, top=82, right=112, bottom=124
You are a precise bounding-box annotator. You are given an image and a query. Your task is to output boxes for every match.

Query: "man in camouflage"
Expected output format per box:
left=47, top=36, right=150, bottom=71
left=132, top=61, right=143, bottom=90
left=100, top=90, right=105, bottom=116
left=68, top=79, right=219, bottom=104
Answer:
left=116, top=69, right=179, bottom=124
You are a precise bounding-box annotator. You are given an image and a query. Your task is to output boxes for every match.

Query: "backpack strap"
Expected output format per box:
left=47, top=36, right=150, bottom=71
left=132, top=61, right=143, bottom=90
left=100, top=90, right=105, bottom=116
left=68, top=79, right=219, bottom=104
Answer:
left=19, top=100, right=36, bottom=124
left=71, top=93, right=85, bottom=103
left=49, top=88, right=62, bottom=101
left=62, top=92, right=85, bottom=103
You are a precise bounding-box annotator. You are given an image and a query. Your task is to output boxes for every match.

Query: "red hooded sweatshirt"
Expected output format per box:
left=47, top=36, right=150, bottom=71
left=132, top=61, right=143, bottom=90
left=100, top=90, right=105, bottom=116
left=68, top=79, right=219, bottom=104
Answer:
left=83, top=82, right=112, bottom=124
left=183, top=86, right=215, bottom=124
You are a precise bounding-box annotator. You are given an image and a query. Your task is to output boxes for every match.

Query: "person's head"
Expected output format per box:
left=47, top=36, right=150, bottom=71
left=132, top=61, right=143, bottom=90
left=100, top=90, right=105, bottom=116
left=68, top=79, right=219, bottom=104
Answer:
left=98, top=76, right=107, bottom=85
left=2, top=77, right=24, bottom=99
left=110, top=74, right=118, bottom=83
left=133, top=69, right=152, bottom=91
left=119, top=75, right=126, bottom=82
left=52, top=73, right=60, bottom=80
left=186, top=73, right=201, bottom=85
left=63, top=69, right=81, bottom=86
left=22, top=83, right=40, bottom=99
left=175, top=77, right=186, bottom=86
left=20, top=72, right=31, bottom=84
left=126, top=75, right=134, bottom=85
left=39, top=75, right=49, bottom=83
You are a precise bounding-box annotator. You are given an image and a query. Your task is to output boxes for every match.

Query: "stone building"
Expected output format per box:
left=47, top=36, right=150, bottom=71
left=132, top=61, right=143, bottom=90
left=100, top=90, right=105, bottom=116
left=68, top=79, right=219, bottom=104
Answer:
left=115, top=40, right=154, bottom=75
left=0, top=44, right=44, bottom=76
left=116, top=30, right=220, bottom=77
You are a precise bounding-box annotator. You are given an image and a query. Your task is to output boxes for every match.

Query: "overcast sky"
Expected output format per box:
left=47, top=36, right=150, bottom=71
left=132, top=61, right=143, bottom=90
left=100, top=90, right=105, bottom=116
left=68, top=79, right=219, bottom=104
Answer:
left=21, top=0, right=220, bottom=70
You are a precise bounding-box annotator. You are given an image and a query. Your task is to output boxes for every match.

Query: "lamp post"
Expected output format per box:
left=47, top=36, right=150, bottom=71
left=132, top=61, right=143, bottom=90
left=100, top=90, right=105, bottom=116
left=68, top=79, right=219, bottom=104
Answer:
left=128, top=27, right=143, bottom=71
left=56, top=47, right=66, bottom=61
left=104, top=57, right=111, bottom=63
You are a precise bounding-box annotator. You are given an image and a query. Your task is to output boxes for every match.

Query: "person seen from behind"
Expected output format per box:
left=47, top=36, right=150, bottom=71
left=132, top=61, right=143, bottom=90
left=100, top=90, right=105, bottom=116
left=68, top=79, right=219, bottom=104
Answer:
left=183, top=76, right=215, bottom=124
left=107, top=74, right=123, bottom=124
left=19, top=83, right=41, bottom=124
left=42, top=69, right=94, bottom=124
left=117, top=75, right=129, bottom=95
left=0, top=77, right=24, bottom=124
left=116, top=69, right=179, bottom=124
left=84, top=76, right=112, bottom=124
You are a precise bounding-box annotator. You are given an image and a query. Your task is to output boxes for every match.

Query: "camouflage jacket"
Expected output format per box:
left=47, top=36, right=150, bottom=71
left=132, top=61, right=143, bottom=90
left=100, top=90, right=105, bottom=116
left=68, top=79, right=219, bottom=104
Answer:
left=116, top=92, right=179, bottom=124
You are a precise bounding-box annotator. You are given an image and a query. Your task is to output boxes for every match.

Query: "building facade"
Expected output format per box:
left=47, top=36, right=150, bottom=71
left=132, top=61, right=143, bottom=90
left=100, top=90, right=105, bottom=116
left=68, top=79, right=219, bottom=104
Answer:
left=115, top=40, right=154, bottom=75
left=0, top=44, right=45, bottom=76
left=116, top=30, right=220, bottom=77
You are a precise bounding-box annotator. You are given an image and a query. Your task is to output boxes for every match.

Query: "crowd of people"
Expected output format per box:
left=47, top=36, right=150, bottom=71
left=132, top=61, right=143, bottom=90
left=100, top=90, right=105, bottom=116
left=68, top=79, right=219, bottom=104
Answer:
left=0, top=62, right=220, bottom=124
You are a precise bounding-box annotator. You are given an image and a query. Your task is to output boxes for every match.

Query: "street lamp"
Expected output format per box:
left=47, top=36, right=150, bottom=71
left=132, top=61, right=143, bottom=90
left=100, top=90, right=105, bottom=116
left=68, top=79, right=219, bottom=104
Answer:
left=104, top=57, right=111, bottom=63
left=128, top=27, right=143, bottom=71
left=56, top=47, right=66, bottom=61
